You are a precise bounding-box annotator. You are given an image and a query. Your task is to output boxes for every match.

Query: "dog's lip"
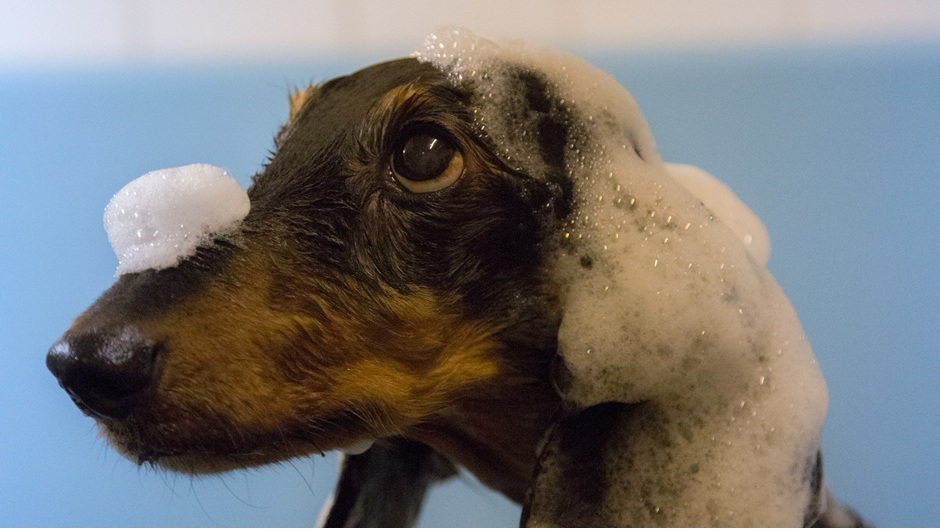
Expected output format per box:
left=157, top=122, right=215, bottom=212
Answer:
left=134, top=446, right=181, bottom=465
left=134, top=447, right=270, bottom=465
left=129, top=437, right=377, bottom=468
left=125, top=437, right=295, bottom=462
left=108, top=428, right=350, bottom=470
left=101, top=425, right=289, bottom=467
left=100, top=416, right=378, bottom=467
left=128, top=442, right=302, bottom=472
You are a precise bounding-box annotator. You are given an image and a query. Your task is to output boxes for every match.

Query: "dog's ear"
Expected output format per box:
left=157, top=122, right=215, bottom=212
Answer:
left=318, top=438, right=456, bottom=528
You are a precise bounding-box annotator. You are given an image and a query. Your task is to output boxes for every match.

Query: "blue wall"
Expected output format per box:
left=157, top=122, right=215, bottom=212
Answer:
left=1, top=44, right=937, bottom=526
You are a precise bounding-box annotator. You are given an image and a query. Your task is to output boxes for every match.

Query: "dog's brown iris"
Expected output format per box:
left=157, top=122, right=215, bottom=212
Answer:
left=393, top=128, right=464, bottom=193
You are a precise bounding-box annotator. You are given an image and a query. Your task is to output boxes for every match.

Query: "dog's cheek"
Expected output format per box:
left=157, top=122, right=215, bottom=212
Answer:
left=146, top=320, right=314, bottom=436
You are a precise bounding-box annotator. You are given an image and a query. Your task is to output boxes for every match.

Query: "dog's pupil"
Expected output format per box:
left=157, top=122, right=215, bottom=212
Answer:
left=398, top=133, right=455, bottom=181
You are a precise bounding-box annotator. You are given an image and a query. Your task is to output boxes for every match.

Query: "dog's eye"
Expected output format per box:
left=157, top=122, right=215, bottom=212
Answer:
left=392, top=129, right=464, bottom=193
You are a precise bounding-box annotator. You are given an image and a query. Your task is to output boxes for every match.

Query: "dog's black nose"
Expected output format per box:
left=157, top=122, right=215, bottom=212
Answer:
left=46, top=327, right=161, bottom=420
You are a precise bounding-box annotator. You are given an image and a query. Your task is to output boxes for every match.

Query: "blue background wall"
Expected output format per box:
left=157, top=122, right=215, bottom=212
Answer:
left=1, top=45, right=938, bottom=526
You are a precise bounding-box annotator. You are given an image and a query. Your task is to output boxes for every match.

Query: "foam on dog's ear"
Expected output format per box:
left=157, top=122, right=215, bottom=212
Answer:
left=418, top=28, right=828, bottom=526
left=104, top=164, right=250, bottom=275
left=665, top=163, right=770, bottom=266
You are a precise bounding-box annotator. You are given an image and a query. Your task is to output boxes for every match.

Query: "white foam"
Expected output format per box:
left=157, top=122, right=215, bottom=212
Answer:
left=666, top=162, right=770, bottom=266
left=103, top=164, right=250, bottom=275
left=417, top=28, right=827, bottom=525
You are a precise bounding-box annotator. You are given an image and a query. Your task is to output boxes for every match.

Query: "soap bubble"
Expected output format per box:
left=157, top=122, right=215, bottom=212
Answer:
left=103, top=163, right=250, bottom=275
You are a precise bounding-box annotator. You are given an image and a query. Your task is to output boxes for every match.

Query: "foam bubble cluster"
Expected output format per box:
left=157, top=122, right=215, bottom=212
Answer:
left=103, top=164, right=250, bottom=275
left=417, top=28, right=827, bottom=525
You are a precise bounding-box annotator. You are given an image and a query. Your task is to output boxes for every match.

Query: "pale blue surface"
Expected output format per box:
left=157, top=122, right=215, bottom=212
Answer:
left=1, top=45, right=938, bottom=526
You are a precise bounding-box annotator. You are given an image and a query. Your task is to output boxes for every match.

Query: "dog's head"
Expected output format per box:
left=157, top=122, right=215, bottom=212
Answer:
left=47, top=55, right=568, bottom=497
left=48, top=30, right=835, bottom=527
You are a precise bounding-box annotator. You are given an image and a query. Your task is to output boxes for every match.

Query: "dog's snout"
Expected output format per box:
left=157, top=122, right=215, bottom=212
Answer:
left=46, top=327, right=161, bottom=420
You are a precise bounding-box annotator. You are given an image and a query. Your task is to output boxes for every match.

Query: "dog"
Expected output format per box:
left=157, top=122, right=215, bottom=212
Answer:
left=47, top=30, right=864, bottom=527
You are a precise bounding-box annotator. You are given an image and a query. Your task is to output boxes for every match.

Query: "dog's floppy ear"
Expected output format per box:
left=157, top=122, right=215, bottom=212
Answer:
left=523, top=154, right=829, bottom=526
left=319, top=438, right=455, bottom=528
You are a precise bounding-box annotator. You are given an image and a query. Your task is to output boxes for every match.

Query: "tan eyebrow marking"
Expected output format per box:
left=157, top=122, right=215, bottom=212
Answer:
left=373, top=83, right=430, bottom=119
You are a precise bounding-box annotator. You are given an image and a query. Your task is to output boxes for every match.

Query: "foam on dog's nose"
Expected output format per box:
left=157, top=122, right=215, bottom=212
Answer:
left=104, top=164, right=250, bottom=275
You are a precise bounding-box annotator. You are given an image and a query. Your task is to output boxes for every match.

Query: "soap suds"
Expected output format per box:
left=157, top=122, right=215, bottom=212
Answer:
left=665, top=162, right=770, bottom=266
left=103, top=163, right=250, bottom=275
left=417, top=28, right=827, bottom=525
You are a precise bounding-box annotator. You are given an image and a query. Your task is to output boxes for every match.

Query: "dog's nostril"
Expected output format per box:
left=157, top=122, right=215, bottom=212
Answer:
left=46, top=328, right=162, bottom=421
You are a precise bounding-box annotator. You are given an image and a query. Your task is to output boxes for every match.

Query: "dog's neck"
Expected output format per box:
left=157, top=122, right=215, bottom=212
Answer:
left=411, top=362, right=562, bottom=503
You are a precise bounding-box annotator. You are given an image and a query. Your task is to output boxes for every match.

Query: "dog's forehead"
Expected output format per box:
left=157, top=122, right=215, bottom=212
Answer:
left=256, top=59, right=449, bottom=190
left=250, top=58, right=451, bottom=205
left=297, top=58, right=445, bottom=135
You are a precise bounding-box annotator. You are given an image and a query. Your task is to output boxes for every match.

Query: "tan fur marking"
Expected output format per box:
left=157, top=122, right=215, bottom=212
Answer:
left=357, top=83, right=436, bottom=146
left=374, top=83, right=429, bottom=118
left=288, top=84, right=317, bottom=122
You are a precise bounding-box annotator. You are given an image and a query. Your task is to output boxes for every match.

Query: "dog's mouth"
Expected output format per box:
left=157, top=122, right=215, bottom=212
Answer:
left=129, top=445, right=315, bottom=474
left=96, top=412, right=375, bottom=474
left=103, top=431, right=369, bottom=475
left=98, top=421, right=310, bottom=474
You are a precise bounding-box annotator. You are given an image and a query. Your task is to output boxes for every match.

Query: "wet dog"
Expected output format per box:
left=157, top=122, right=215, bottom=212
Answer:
left=47, top=45, right=864, bottom=526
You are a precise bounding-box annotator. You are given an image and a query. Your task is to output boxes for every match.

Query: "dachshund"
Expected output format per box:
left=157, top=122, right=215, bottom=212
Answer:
left=47, top=41, right=865, bottom=527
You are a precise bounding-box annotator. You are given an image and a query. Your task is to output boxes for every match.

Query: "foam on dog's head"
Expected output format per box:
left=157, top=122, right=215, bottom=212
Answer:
left=416, top=28, right=659, bottom=182
left=104, top=164, right=250, bottom=275
left=417, top=28, right=827, bottom=525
